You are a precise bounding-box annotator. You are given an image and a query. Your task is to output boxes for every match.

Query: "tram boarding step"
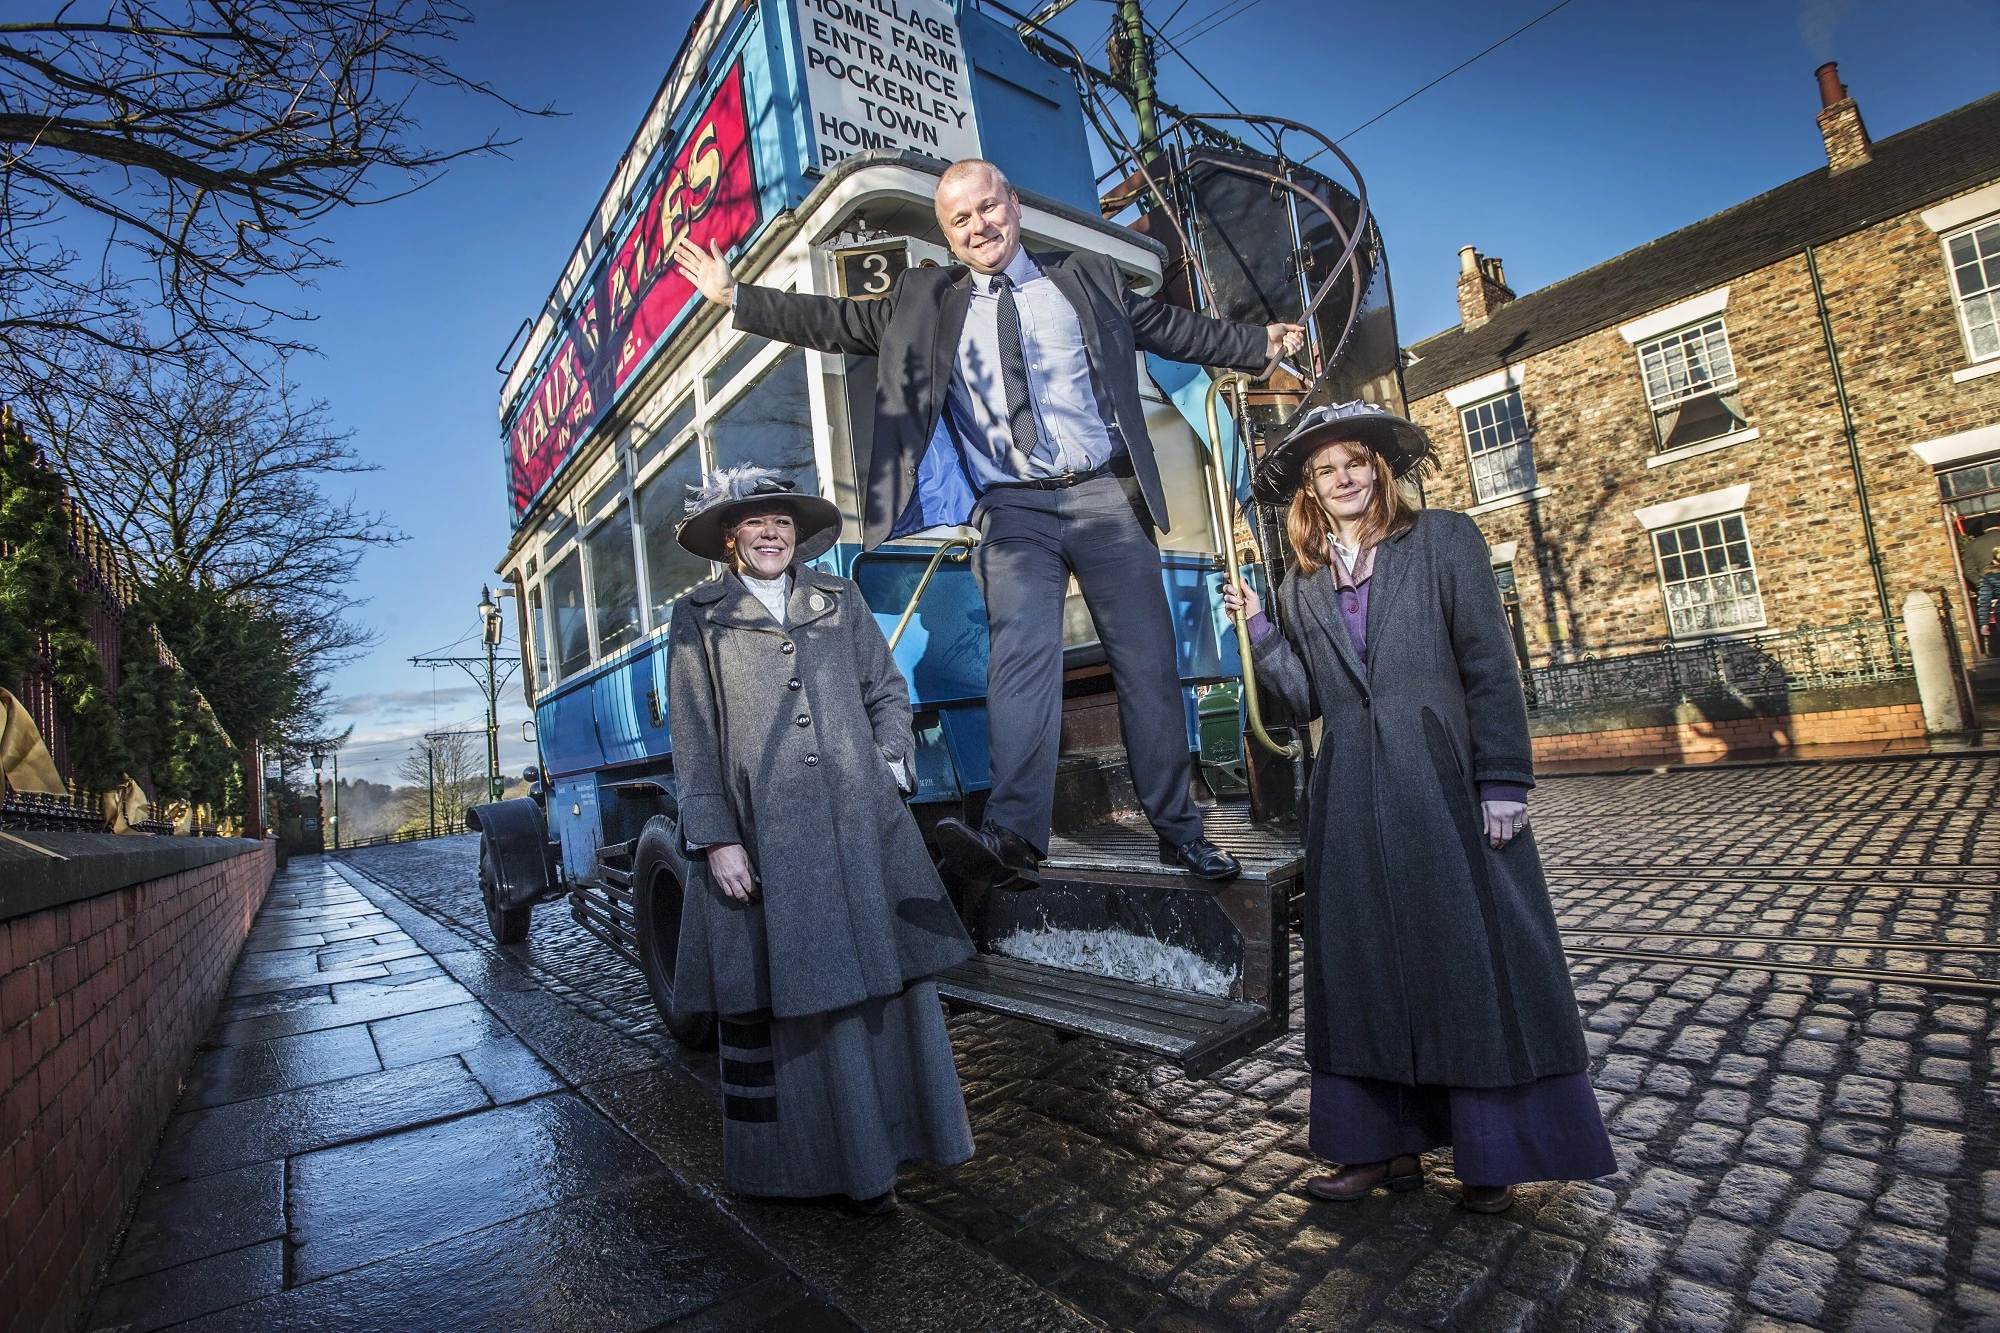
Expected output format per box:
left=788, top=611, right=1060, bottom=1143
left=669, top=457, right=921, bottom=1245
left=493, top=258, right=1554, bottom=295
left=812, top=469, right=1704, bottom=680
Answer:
left=939, top=803, right=1303, bottom=1078
left=937, top=953, right=1279, bottom=1078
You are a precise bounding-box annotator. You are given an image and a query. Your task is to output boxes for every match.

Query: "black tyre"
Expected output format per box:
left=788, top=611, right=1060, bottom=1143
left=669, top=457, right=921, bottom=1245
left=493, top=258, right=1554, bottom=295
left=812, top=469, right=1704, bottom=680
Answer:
left=632, top=816, right=718, bottom=1049
left=479, top=834, right=532, bottom=944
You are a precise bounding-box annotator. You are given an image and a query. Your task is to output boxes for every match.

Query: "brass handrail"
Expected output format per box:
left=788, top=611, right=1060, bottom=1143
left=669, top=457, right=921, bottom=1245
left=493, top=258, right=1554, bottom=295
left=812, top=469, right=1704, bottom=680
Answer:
left=886, top=533, right=979, bottom=651
left=1201, top=374, right=1301, bottom=759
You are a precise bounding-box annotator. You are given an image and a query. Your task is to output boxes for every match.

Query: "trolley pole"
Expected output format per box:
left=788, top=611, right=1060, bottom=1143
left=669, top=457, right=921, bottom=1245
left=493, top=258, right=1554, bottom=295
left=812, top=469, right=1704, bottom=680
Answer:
left=1115, top=0, right=1160, bottom=163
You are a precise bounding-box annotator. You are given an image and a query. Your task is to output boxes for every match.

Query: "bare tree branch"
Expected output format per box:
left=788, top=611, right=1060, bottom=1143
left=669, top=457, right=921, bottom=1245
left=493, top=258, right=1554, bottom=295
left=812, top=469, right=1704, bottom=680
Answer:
left=0, top=1, right=554, bottom=393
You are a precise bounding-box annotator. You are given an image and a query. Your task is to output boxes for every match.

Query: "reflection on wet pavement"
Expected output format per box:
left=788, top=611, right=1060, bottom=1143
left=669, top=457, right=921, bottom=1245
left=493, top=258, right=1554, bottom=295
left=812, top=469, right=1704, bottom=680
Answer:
left=84, top=860, right=855, bottom=1333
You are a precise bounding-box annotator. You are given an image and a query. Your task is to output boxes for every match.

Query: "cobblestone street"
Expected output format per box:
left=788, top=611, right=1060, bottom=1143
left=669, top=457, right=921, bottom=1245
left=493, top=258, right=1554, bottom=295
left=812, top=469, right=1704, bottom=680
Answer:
left=335, top=755, right=2000, bottom=1332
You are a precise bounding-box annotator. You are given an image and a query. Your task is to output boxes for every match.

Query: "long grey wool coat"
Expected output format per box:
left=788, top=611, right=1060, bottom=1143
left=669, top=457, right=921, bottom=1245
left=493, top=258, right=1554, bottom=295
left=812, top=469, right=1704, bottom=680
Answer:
left=667, top=563, right=973, bottom=1021
left=1252, top=509, right=1587, bottom=1088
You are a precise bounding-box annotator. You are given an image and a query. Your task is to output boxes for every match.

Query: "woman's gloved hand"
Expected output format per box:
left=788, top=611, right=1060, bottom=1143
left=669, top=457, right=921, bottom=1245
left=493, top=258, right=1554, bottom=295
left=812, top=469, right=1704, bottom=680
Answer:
left=709, top=843, right=760, bottom=902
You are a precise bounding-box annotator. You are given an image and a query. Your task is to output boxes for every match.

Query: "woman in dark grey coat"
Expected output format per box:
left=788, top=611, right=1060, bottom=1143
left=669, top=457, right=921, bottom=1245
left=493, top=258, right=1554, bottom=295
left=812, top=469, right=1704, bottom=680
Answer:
left=667, top=467, right=975, bottom=1214
left=1225, top=403, right=1614, bottom=1215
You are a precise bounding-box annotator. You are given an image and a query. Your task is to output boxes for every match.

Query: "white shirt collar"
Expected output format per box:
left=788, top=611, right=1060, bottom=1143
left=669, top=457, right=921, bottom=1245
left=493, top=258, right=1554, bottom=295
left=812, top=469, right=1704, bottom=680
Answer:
left=973, top=246, right=1041, bottom=294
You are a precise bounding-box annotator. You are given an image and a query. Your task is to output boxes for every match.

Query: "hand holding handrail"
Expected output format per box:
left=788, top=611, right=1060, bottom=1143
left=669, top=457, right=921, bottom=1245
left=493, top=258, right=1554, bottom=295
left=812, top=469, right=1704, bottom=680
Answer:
left=886, top=529, right=980, bottom=652
left=1202, top=374, right=1301, bottom=759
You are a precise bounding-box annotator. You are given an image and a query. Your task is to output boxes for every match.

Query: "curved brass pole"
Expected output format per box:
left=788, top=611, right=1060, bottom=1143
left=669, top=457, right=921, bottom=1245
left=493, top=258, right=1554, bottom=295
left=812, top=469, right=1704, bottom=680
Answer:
left=887, top=535, right=978, bottom=652
left=1202, top=374, right=1301, bottom=759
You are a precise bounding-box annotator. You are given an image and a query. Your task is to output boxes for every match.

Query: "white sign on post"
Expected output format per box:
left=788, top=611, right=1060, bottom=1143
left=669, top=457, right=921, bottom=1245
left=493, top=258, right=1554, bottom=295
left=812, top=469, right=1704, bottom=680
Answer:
left=795, top=0, right=981, bottom=170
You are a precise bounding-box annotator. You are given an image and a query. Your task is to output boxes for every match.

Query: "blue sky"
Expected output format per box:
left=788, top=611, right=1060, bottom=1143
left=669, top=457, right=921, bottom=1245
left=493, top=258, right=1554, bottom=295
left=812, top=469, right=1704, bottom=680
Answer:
left=296, top=0, right=1999, bottom=785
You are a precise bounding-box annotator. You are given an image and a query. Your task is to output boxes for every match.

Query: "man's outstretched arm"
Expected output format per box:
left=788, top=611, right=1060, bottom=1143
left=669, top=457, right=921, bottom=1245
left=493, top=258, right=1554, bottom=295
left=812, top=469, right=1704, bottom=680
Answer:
left=1119, top=273, right=1304, bottom=372
left=672, top=236, right=896, bottom=356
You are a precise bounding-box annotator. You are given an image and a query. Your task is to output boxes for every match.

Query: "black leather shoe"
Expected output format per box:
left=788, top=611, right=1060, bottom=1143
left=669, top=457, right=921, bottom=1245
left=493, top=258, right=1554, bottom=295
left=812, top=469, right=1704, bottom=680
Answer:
left=937, top=818, right=1042, bottom=890
left=844, top=1189, right=898, bottom=1216
left=1160, top=835, right=1241, bottom=880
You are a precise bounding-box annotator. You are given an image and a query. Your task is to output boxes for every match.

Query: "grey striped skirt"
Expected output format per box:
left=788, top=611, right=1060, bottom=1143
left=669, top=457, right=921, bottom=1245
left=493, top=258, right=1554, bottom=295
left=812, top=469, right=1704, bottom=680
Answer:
left=718, top=978, right=974, bottom=1199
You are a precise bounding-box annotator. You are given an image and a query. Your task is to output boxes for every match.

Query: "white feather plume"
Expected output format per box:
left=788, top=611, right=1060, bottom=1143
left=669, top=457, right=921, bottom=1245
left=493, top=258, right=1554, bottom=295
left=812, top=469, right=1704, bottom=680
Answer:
left=683, top=464, right=794, bottom=519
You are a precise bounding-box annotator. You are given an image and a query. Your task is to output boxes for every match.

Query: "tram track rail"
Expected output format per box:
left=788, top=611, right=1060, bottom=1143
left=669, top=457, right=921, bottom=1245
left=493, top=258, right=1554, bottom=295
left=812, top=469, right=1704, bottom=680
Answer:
left=1558, top=928, right=2000, bottom=954
left=1559, top=945, right=2000, bottom=998
left=1545, top=866, right=1999, bottom=889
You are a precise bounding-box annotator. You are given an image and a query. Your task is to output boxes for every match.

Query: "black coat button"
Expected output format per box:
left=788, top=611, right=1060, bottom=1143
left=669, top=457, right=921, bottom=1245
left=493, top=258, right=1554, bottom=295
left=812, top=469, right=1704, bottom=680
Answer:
left=805, top=754, right=818, bottom=766
left=787, top=678, right=801, bottom=690
left=796, top=714, right=811, bottom=727
left=780, top=641, right=794, bottom=654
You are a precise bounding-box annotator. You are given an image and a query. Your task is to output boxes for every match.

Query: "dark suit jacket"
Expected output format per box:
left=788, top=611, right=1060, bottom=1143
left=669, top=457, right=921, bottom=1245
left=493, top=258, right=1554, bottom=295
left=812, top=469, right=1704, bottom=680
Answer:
left=730, top=248, right=1270, bottom=549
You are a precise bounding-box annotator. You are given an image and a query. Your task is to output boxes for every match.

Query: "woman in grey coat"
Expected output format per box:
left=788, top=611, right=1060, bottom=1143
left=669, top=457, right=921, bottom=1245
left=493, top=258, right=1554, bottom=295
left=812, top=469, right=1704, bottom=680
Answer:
left=1224, top=402, right=1614, bottom=1215
left=667, top=467, right=975, bottom=1214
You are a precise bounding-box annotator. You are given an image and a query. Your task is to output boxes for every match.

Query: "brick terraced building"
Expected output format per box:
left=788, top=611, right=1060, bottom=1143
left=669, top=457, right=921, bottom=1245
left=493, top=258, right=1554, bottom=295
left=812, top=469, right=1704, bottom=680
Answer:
left=1400, top=65, right=2000, bottom=763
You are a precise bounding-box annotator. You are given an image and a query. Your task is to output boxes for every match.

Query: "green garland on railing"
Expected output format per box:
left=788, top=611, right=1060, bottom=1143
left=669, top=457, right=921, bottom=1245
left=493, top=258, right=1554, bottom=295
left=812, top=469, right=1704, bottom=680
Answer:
left=0, top=416, right=130, bottom=790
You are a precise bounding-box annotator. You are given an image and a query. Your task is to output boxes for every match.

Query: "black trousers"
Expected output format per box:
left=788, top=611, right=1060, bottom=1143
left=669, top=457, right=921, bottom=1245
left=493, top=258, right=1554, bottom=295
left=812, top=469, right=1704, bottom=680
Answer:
left=970, top=473, right=1201, bottom=855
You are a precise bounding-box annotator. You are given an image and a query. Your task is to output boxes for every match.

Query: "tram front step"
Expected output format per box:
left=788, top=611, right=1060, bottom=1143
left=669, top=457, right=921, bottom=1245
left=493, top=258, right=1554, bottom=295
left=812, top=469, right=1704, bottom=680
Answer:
left=937, top=953, right=1279, bottom=1078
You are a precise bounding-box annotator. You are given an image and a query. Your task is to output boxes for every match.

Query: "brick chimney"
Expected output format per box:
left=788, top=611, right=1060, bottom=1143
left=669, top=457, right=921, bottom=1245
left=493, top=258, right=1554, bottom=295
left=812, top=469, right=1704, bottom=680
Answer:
left=1815, top=61, right=1871, bottom=173
left=1457, top=246, right=1515, bottom=328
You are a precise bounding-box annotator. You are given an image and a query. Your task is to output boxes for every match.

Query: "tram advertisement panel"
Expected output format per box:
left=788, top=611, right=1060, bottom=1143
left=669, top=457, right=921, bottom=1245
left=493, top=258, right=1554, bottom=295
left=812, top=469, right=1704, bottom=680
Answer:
left=507, top=65, right=760, bottom=520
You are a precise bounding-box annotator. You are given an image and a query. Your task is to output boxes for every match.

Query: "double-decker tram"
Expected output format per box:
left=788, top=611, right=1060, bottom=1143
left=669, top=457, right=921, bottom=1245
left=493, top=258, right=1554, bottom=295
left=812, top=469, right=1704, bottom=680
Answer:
left=471, top=0, right=1408, bottom=1075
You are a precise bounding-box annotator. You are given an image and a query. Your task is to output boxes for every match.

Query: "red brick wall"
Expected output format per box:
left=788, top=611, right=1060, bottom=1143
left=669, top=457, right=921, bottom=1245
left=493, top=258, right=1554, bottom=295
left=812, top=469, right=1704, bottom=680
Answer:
left=0, top=842, right=275, bottom=1333
left=1531, top=700, right=1927, bottom=766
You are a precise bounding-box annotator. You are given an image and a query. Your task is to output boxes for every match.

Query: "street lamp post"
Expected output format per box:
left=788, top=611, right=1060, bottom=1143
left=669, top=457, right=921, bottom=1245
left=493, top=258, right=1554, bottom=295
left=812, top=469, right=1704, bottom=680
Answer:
left=411, top=588, right=517, bottom=809
left=310, top=747, right=324, bottom=853
left=479, top=586, right=504, bottom=802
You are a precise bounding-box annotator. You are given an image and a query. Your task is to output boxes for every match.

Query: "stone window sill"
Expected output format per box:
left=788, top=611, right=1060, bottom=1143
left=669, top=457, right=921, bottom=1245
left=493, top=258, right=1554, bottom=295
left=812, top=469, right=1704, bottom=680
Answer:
left=1951, top=359, right=2000, bottom=384
left=1464, top=485, right=1551, bottom=517
left=1647, top=427, right=1760, bottom=469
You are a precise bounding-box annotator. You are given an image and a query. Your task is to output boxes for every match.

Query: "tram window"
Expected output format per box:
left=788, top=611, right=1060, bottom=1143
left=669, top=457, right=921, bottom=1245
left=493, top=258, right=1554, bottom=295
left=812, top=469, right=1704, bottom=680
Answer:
left=527, top=584, right=552, bottom=690
left=705, top=335, right=771, bottom=400
left=638, top=443, right=712, bottom=623
left=586, top=474, right=625, bottom=525
left=635, top=395, right=696, bottom=475
left=586, top=504, right=643, bottom=656
left=542, top=512, right=577, bottom=564
left=545, top=551, right=591, bottom=678
left=710, top=349, right=818, bottom=497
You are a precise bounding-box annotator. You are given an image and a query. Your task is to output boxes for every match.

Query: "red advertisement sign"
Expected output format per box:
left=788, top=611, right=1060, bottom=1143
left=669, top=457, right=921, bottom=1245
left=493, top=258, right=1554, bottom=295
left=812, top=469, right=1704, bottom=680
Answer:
left=508, top=65, right=760, bottom=518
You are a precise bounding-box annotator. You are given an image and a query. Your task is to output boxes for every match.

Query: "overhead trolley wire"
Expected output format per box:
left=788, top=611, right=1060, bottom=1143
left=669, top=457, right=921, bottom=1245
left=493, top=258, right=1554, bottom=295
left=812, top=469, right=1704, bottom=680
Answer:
left=1164, top=0, right=1272, bottom=46
left=1300, top=0, right=1583, bottom=155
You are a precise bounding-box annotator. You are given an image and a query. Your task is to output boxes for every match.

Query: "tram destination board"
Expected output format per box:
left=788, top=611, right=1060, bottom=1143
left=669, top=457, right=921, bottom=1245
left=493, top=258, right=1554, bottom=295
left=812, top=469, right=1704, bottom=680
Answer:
left=796, top=0, right=981, bottom=168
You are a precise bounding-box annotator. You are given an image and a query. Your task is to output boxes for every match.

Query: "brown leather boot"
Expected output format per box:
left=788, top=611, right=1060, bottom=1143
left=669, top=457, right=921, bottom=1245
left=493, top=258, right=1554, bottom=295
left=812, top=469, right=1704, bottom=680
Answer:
left=1305, top=1155, right=1423, bottom=1201
left=1461, top=1184, right=1515, bottom=1214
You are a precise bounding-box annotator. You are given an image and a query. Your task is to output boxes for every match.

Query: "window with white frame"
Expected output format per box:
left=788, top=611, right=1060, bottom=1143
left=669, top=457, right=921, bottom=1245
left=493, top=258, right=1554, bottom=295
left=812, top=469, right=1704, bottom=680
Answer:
left=1946, top=218, right=2000, bottom=362
left=1651, top=512, right=1765, bottom=638
left=1459, top=390, right=1536, bottom=503
left=1636, top=318, right=1748, bottom=451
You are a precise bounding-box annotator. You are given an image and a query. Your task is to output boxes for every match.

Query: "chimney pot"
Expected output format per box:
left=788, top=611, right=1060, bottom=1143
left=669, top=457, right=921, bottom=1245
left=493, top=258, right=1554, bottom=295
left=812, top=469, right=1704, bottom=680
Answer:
left=1814, top=63, right=1871, bottom=172
left=1456, top=246, right=1515, bottom=328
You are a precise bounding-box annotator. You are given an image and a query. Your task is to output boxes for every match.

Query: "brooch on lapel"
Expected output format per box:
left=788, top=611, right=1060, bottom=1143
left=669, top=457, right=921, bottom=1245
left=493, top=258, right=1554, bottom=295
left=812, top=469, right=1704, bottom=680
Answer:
left=809, top=593, right=827, bottom=612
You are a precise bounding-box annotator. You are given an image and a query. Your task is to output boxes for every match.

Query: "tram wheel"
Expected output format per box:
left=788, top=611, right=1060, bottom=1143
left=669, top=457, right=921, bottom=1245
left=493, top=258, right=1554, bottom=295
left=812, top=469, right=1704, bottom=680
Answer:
left=633, top=817, right=718, bottom=1050
left=479, top=833, right=533, bottom=944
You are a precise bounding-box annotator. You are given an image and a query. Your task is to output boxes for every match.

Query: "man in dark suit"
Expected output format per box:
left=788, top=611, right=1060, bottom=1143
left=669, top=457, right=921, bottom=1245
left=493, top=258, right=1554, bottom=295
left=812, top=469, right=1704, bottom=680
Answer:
left=674, top=159, right=1302, bottom=887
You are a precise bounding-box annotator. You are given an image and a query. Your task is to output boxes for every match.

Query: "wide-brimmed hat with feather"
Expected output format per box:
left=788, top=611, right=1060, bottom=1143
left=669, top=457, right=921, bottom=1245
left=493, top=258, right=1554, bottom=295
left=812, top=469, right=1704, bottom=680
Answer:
left=1252, top=400, right=1435, bottom=504
left=675, top=466, right=842, bottom=563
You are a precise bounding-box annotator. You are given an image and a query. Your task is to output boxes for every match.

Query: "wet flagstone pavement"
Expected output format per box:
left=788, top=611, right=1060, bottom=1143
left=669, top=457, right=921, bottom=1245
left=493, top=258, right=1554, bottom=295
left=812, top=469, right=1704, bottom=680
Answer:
left=90, top=754, right=2000, bottom=1330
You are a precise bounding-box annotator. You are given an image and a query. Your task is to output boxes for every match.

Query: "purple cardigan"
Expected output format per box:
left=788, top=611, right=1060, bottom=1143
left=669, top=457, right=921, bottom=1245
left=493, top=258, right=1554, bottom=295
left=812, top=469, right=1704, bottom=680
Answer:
left=1246, top=582, right=1527, bottom=808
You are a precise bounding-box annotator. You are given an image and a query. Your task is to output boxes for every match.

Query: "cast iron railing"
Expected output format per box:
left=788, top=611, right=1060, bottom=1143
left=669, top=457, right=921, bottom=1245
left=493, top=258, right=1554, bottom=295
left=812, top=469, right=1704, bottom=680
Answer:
left=1523, top=618, right=1911, bottom=715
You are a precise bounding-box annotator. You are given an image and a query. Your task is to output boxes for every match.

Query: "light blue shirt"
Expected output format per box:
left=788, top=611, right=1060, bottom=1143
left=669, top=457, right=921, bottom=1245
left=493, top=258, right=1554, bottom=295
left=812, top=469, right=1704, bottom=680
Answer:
left=945, top=248, right=1123, bottom=491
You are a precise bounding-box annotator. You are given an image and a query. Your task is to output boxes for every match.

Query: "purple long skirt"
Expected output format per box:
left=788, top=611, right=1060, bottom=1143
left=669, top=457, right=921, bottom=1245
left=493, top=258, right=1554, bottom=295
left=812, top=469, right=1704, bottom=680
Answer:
left=1308, top=1070, right=1617, bottom=1188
